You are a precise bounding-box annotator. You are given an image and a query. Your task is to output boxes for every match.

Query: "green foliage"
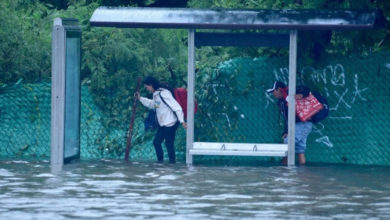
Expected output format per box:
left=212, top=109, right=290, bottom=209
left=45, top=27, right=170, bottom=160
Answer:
left=0, top=0, right=52, bottom=83
left=81, top=27, right=188, bottom=129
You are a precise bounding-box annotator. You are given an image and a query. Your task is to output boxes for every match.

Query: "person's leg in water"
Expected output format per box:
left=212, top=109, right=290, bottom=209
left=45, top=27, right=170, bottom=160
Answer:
left=281, top=122, right=312, bottom=165
left=163, top=123, right=179, bottom=163
left=153, top=126, right=165, bottom=162
left=297, top=153, right=306, bottom=165
left=295, top=122, right=313, bottom=165
left=281, top=143, right=306, bottom=165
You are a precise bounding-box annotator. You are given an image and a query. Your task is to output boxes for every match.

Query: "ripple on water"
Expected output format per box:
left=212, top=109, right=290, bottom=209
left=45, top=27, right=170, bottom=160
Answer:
left=145, top=172, right=159, bottom=177
left=158, top=175, right=177, bottom=180
left=87, top=172, right=127, bottom=178
left=80, top=180, right=129, bottom=189
left=199, top=194, right=253, bottom=200
left=0, top=169, right=14, bottom=177
left=39, top=188, right=66, bottom=195
left=106, top=172, right=127, bottom=178
left=132, top=210, right=174, bottom=216
left=35, top=173, right=55, bottom=178
left=0, top=212, right=64, bottom=220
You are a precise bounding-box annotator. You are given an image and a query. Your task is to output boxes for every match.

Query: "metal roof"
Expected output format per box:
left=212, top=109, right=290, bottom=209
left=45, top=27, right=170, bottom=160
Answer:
left=90, top=7, right=385, bottom=30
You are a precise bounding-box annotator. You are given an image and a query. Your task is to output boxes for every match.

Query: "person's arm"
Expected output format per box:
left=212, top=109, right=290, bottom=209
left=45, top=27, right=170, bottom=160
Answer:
left=160, top=90, right=187, bottom=129
left=135, top=92, right=154, bottom=109
left=282, top=121, right=288, bottom=138
left=280, top=100, right=288, bottom=137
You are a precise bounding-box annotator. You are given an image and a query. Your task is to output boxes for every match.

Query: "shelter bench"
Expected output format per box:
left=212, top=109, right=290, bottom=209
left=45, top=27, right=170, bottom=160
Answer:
left=189, top=142, right=288, bottom=157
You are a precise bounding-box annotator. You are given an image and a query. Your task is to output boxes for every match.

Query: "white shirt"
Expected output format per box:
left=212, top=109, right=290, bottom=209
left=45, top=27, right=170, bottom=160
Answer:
left=140, top=88, right=184, bottom=127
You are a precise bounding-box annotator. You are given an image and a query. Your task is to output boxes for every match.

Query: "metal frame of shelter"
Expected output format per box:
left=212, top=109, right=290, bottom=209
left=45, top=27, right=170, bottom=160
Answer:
left=51, top=18, right=82, bottom=171
left=89, top=7, right=385, bottom=166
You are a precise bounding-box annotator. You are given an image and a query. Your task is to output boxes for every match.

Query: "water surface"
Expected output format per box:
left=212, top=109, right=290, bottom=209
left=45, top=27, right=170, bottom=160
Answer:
left=1, top=160, right=389, bottom=219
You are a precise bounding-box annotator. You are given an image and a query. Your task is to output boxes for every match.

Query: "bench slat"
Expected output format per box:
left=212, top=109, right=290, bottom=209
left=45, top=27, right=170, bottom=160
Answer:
left=189, top=149, right=287, bottom=157
left=193, top=142, right=287, bottom=151
left=190, top=142, right=288, bottom=157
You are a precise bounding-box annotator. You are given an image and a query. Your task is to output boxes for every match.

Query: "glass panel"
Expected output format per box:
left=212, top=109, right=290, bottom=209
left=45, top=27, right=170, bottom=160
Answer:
left=64, top=37, right=80, bottom=161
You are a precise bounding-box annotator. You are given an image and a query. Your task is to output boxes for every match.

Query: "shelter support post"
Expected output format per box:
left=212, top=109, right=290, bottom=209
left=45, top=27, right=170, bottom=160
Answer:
left=287, top=30, right=298, bottom=166
left=51, top=19, right=66, bottom=171
left=186, top=29, right=196, bottom=165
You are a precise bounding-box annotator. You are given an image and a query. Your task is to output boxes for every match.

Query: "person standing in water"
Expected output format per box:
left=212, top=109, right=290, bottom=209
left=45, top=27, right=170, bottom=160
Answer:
left=135, top=76, right=187, bottom=163
left=267, top=81, right=313, bottom=165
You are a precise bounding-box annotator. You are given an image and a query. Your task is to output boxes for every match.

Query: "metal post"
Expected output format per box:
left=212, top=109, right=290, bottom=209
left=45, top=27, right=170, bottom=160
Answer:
left=186, top=29, right=195, bottom=164
left=51, top=18, right=66, bottom=171
left=287, top=30, right=298, bottom=166
left=51, top=18, right=81, bottom=170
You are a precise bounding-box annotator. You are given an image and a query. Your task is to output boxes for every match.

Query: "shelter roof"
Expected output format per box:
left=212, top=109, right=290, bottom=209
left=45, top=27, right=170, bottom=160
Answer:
left=90, top=7, right=385, bottom=30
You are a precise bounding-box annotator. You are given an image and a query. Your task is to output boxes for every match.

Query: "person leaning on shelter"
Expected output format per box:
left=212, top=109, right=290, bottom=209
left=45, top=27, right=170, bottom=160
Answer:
left=135, top=76, right=187, bottom=163
left=267, top=81, right=313, bottom=165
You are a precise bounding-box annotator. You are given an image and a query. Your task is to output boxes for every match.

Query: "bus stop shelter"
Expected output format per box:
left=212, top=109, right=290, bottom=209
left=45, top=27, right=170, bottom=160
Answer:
left=87, top=7, right=385, bottom=166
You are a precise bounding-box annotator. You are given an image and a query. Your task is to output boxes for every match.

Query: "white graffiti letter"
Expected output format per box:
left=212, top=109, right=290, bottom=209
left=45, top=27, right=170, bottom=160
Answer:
left=330, top=64, right=345, bottom=86
left=330, top=88, right=351, bottom=110
left=351, top=74, right=368, bottom=104
left=315, top=136, right=334, bottom=148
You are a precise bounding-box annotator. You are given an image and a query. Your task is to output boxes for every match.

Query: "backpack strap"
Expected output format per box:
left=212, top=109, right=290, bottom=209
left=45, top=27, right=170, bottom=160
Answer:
left=158, top=90, right=178, bottom=120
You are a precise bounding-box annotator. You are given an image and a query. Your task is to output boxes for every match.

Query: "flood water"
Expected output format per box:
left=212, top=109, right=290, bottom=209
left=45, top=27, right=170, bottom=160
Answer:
left=0, top=159, right=389, bottom=219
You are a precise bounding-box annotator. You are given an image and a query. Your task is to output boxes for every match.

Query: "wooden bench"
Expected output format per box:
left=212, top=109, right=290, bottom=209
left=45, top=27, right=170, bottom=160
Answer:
left=189, top=142, right=288, bottom=157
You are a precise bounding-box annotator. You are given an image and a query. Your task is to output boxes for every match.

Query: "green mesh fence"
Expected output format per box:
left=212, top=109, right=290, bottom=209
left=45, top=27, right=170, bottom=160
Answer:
left=0, top=82, right=51, bottom=159
left=1, top=52, right=389, bottom=166
left=0, top=82, right=105, bottom=159
left=193, top=52, right=390, bottom=166
left=0, top=81, right=186, bottom=161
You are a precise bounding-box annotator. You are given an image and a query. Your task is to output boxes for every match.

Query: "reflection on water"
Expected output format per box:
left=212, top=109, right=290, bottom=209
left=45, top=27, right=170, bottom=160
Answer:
left=0, top=159, right=390, bottom=219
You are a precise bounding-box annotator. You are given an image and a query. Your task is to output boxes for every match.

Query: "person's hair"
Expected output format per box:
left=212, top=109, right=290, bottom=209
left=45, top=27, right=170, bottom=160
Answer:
left=274, top=81, right=286, bottom=90
left=267, top=81, right=287, bottom=93
left=143, top=76, right=160, bottom=90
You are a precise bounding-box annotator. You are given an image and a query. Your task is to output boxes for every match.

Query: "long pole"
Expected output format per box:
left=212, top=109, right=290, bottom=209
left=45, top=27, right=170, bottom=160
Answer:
left=288, top=30, right=298, bottom=166
left=124, top=77, right=142, bottom=161
left=186, top=28, right=195, bottom=165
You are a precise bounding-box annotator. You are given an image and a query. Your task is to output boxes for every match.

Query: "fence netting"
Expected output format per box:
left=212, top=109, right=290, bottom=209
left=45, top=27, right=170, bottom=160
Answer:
left=1, top=52, right=389, bottom=166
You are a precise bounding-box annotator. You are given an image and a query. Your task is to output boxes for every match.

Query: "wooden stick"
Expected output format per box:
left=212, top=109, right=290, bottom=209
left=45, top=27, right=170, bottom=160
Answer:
left=124, top=77, right=142, bottom=161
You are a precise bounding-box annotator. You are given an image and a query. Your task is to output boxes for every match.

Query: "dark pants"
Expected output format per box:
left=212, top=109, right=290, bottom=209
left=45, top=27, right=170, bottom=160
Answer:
left=153, top=122, right=179, bottom=163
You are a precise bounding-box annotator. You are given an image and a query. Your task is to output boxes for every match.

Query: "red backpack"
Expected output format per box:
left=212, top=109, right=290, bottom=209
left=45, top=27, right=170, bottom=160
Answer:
left=173, top=88, right=198, bottom=119
left=159, top=87, right=198, bottom=120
